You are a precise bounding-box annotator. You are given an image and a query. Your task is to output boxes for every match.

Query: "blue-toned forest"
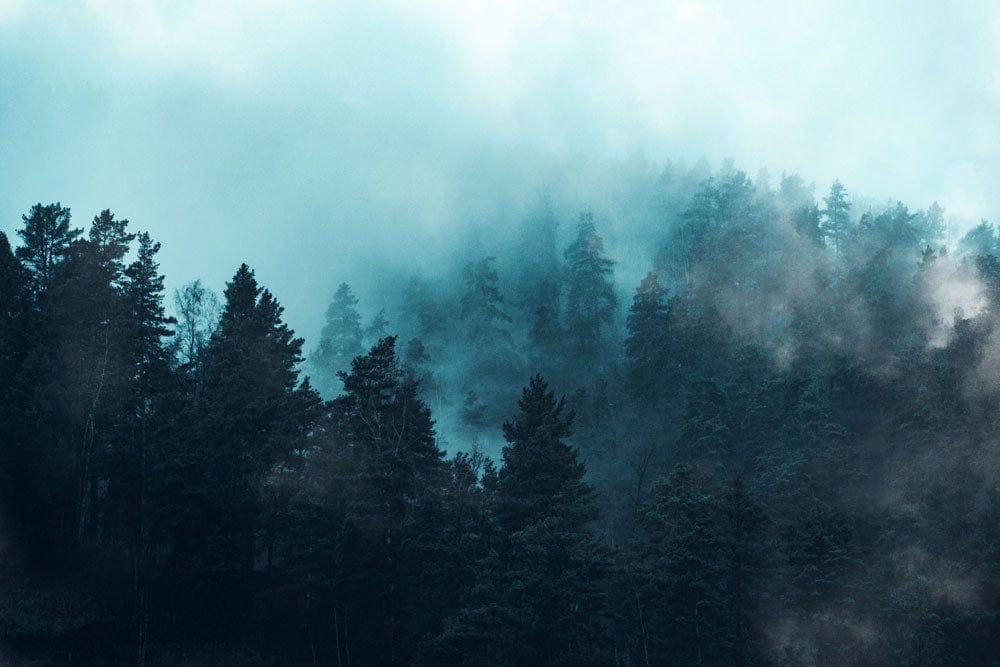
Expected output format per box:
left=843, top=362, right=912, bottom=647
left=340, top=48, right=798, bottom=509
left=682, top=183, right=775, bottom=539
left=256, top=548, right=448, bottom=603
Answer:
left=3, top=165, right=1000, bottom=664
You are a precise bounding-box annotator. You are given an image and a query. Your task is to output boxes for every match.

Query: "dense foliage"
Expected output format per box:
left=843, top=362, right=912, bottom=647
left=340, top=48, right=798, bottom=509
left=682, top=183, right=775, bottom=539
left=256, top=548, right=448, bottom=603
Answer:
left=3, top=163, right=1000, bottom=665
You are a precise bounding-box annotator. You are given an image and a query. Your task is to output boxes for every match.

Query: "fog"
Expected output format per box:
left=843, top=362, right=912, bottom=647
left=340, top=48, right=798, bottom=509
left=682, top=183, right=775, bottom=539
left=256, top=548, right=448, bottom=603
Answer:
left=2, top=1, right=998, bottom=345
left=7, top=4, right=1000, bottom=663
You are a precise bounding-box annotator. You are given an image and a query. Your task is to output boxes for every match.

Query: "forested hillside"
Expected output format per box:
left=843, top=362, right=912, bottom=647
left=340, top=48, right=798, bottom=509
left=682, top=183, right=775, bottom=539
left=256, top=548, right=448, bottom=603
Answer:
left=4, top=164, right=1000, bottom=665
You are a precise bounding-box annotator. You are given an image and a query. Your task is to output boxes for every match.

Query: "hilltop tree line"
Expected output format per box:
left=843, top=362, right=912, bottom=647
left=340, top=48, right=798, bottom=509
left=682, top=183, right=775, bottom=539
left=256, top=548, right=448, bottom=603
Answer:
left=3, top=163, right=1000, bottom=665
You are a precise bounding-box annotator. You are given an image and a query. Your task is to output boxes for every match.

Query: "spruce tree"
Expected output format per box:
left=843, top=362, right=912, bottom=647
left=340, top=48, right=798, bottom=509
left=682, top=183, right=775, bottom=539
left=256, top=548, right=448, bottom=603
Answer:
left=563, top=213, right=617, bottom=361
left=497, top=376, right=608, bottom=665
left=822, top=179, right=851, bottom=252
left=624, top=272, right=671, bottom=406
left=163, top=263, right=320, bottom=643
left=460, top=256, right=518, bottom=383
left=364, top=307, right=390, bottom=343
left=310, top=282, right=364, bottom=397
left=307, top=336, right=449, bottom=665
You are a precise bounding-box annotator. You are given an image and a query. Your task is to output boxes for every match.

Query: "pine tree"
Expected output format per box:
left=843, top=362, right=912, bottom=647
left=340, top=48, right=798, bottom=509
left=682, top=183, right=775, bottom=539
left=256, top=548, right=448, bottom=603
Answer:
left=500, top=376, right=608, bottom=665
left=461, top=257, right=512, bottom=342
left=117, top=231, right=175, bottom=661
left=364, top=308, right=390, bottom=343
left=310, top=282, right=364, bottom=398
left=779, top=173, right=823, bottom=246
left=16, top=207, right=133, bottom=557
left=822, top=179, right=851, bottom=252
left=960, top=221, right=997, bottom=258
left=0, top=232, right=33, bottom=558
left=312, top=336, right=448, bottom=665
left=563, top=214, right=617, bottom=361
left=16, top=202, right=81, bottom=294
left=167, top=264, right=320, bottom=616
left=88, top=209, right=135, bottom=286
left=332, top=336, right=445, bottom=510
left=0, top=232, right=29, bottom=388
left=633, top=466, right=718, bottom=663
left=922, top=201, right=946, bottom=247
left=460, top=256, right=519, bottom=383
left=497, top=375, right=593, bottom=532
left=624, top=272, right=671, bottom=406
left=427, top=375, right=609, bottom=666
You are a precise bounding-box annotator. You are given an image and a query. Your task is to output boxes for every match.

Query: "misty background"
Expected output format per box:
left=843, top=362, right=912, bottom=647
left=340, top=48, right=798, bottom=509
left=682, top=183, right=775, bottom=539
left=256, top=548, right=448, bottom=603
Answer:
left=6, top=3, right=1000, bottom=664
left=2, top=0, right=998, bottom=348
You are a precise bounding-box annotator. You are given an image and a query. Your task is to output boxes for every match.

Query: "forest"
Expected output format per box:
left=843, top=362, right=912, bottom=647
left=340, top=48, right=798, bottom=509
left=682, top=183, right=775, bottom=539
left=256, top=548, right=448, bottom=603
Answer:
left=3, top=162, right=1000, bottom=665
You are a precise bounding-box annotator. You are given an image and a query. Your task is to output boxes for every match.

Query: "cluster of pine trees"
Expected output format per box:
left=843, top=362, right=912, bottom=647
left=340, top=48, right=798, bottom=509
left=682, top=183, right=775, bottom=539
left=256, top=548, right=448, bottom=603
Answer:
left=3, top=162, right=1000, bottom=665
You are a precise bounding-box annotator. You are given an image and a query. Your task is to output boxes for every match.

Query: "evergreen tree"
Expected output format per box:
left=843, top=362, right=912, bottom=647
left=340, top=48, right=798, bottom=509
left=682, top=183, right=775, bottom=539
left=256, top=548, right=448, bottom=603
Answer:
left=960, top=220, right=997, bottom=258
left=779, top=173, right=823, bottom=246
left=115, top=231, right=175, bottom=661
left=160, top=264, right=321, bottom=643
left=461, top=256, right=512, bottom=341
left=624, top=272, right=671, bottom=406
left=498, top=376, right=608, bottom=663
left=631, top=467, right=769, bottom=665
left=920, top=201, right=946, bottom=248
left=460, top=256, right=518, bottom=383
left=16, top=206, right=132, bottom=558
left=332, top=336, right=445, bottom=513
left=302, top=336, right=450, bottom=665
left=563, top=214, right=617, bottom=360
left=822, top=179, right=851, bottom=252
left=88, top=209, right=135, bottom=286
left=15, top=202, right=81, bottom=293
left=0, top=232, right=33, bottom=560
left=310, top=282, right=364, bottom=398
left=365, top=307, right=390, bottom=342
left=428, top=375, right=609, bottom=666
left=496, top=375, right=592, bottom=532
left=0, top=232, right=29, bottom=390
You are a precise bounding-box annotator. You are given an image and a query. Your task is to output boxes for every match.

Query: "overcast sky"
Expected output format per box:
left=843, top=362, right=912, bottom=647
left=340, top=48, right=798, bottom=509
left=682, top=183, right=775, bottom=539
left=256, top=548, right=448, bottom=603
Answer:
left=2, top=1, right=998, bottom=343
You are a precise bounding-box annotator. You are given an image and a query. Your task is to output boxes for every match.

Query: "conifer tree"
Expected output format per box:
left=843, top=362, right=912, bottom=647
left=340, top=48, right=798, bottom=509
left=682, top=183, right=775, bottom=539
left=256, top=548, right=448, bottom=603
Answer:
left=364, top=307, right=390, bottom=342
left=460, top=256, right=519, bottom=382
left=497, top=375, right=593, bottom=532
left=461, top=257, right=512, bottom=342
left=822, top=179, right=851, bottom=252
left=0, top=232, right=29, bottom=390
left=498, top=376, right=608, bottom=664
left=309, top=336, right=448, bottom=665
left=16, top=202, right=81, bottom=294
left=563, top=214, right=617, bottom=360
left=0, top=232, right=33, bottom=556
left=310, top=282, right=364, bottom=397
left=624, top=272, right=671, bottom=406
left=169, top=264, right=320, bottom=600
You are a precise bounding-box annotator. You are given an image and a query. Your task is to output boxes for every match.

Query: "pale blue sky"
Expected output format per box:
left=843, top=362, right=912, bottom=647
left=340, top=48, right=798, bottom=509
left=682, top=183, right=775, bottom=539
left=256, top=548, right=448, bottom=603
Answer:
left=1, top=1, right=998, bottom=343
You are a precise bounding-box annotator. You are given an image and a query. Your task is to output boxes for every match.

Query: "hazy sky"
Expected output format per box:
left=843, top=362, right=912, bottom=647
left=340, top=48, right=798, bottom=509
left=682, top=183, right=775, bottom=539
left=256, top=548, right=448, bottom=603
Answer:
left=2, top=0, right=998, bottom=343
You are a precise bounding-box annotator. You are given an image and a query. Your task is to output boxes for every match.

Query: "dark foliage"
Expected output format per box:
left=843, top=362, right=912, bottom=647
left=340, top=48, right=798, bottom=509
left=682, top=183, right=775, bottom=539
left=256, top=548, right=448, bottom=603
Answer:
left=3, top=166, right=1000, bottom=665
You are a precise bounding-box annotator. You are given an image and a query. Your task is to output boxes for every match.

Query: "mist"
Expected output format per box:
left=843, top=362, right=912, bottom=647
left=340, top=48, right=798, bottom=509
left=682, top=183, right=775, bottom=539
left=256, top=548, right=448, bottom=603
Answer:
left=3, top=1, right=999, bottom=347
left=3, top=2, right=1000, bottom=665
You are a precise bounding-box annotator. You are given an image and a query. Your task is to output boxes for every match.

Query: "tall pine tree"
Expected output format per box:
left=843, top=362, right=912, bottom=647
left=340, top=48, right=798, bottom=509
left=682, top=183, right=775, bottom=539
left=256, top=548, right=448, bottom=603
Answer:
left=310, top=282, right=364, bottom=398
left=563, top=214, right=617, bottom=363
